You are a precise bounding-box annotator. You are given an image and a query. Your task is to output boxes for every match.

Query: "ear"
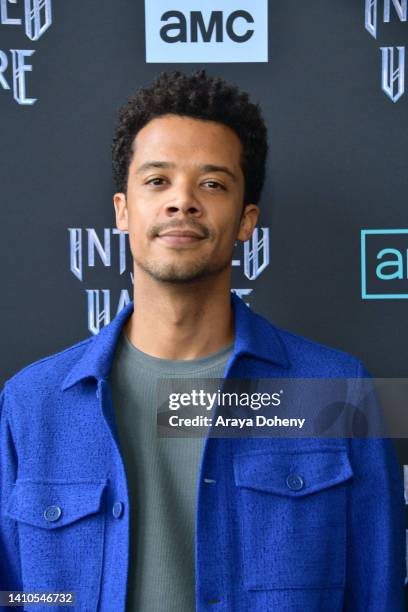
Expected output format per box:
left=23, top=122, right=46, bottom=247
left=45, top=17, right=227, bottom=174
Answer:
left=113, top=192, right=129, bottom=231
left=236, top=204, right=260, bottom=242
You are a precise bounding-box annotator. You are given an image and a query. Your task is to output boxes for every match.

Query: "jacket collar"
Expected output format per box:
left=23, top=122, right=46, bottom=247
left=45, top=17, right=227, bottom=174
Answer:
left=61, top=292, right=290, bottom=391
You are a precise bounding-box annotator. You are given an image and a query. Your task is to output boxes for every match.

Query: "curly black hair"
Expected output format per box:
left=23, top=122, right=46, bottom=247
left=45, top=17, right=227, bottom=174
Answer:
left=111, top=70, right=268, bottom=206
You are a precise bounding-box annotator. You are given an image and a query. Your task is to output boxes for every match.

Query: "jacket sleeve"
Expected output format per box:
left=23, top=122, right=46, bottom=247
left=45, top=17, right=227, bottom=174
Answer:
left=343, top=362, right=406, bottom=610
left=0, top=385, right=22, bottom=598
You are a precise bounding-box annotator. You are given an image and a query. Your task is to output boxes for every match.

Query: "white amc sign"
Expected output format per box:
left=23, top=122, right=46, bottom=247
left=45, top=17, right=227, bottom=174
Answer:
left=145, top=0, right=268, bottom=63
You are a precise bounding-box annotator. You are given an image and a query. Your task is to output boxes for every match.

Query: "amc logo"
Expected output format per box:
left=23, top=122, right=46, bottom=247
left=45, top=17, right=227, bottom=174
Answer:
left=361, top=229, right=408, bottom=299
left=145, top=0, right=268, bottom=63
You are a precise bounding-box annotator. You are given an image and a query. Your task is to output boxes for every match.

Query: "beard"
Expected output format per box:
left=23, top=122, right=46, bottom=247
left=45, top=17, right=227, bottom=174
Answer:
left=133, top=251, right=232, bottom=284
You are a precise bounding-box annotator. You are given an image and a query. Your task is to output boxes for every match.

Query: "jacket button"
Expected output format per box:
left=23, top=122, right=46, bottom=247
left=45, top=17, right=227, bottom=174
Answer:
left=112, top=501, right=124, bottom=518
left=286, top=473, right=304, bottom=491
left=44, top=505, right=62, bottom=522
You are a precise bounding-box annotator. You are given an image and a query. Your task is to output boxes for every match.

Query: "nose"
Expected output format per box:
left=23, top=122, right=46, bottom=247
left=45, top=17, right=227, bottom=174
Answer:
left=164, top=182, right=203, bottom=218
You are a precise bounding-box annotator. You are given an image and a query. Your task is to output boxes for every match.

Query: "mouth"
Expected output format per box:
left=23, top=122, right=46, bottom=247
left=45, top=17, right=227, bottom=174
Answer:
left=156, top=230, right=206, bottom=245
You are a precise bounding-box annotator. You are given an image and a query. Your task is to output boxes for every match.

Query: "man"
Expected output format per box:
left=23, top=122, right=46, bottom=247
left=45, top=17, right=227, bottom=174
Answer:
left=0, top=70, right=405, bottom=612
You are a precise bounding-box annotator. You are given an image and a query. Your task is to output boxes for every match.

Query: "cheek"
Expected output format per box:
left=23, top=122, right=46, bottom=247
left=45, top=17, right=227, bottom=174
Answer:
left=214, top=220, right=241, bottom=254
left=127, top=203, right=149, bottom=231
left=126, top=213, right=147, bottom=250
left=219, top=208, right=242, bottom=237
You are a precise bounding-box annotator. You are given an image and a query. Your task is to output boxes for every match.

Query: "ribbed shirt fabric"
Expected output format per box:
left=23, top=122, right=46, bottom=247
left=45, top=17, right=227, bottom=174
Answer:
left=109, top=329, right=234, bottom=612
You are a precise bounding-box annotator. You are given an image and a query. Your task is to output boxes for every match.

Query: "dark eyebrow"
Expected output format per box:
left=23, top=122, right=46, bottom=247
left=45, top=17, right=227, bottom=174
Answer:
left=199, top=164, right=237, bottom=182
left=135, top=161, right=176, bottom=174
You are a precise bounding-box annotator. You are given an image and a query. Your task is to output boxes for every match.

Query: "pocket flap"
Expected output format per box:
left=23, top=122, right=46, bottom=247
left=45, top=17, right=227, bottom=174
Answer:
left=5, top=479, right=107, bottom=529
left=233, top=447, right=353, bottom=497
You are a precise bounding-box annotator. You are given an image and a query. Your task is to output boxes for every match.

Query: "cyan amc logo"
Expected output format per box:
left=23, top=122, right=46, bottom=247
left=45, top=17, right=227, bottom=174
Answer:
left=361, top=229, right=408, bottom=299
left=145, top=0, right=268, bottom=63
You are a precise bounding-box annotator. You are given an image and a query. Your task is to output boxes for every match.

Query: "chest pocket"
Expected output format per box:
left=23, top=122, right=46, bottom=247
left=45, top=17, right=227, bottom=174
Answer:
left=233, top=447, right=353, bottom=591
left=5, top=479, right=107, bottom=611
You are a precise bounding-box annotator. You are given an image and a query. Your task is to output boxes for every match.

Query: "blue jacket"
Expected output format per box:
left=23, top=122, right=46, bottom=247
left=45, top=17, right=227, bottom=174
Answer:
left=0, top=292, right=405, bottom=611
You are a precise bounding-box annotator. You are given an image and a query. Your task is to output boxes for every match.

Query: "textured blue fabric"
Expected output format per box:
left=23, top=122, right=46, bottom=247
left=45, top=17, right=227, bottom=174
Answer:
left=0, top=292, right=405, bottom=611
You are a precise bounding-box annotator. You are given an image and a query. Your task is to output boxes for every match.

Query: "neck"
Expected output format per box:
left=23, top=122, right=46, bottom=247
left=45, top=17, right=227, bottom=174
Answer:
left=124, top=269, right=235, bottom=360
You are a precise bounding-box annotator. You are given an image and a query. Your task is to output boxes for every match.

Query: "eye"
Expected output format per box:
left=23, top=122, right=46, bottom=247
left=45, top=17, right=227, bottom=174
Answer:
left=203, top=180, right=225, bottom=190
left=145, top=177, right=166, bottom=186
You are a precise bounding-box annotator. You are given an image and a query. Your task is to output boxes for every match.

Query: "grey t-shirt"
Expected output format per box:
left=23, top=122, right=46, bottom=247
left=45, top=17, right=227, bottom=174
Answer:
left=109, top=330, right=234, bottom=612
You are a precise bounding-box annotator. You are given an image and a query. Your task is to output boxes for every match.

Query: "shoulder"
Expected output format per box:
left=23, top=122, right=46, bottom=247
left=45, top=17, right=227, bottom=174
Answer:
left=258, top=312, right=365, bottom=377
left=2, top=336, right=93, bottom=396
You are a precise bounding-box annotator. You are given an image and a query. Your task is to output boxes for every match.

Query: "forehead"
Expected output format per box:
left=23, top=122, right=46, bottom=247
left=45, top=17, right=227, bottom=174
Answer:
left=130, top=114, right=243, bottom=169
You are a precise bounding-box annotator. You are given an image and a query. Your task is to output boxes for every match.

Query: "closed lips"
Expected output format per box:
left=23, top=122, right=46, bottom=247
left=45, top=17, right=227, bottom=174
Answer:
left=158, top=230, right=204, bottom=238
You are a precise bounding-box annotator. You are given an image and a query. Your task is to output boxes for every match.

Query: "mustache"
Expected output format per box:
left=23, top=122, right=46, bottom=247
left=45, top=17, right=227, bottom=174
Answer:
left=149, top=220, right=211, bottom=239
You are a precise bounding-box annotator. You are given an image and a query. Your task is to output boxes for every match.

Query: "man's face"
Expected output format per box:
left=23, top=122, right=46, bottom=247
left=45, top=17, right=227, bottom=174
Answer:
left=114, top=114, right=259, bottom=284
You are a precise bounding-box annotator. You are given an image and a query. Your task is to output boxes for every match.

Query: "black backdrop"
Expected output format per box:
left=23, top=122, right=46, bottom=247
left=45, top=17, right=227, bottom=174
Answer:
left=1, top=0, right=407, bottom=591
